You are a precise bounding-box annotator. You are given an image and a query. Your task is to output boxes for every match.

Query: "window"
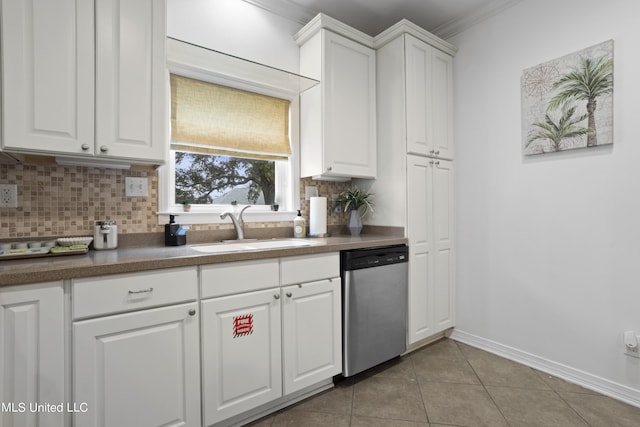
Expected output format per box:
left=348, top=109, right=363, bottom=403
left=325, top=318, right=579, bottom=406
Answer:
left=174, top=152, right=277, bottom=206
left=159, top=40, right=306, bottom=224
left=168, top=74, right=291, bottom=213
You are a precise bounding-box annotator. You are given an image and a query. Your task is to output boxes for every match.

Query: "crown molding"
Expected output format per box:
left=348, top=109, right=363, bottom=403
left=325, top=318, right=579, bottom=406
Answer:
left=373, top=19, right=457, bottom=56
left=294, top=13, right=374, bottom=48
left=241, top=0, right=316, bottom=26
left=243, top=0, right=523, bottom=47
left=432, top=0, right=524, bottom=39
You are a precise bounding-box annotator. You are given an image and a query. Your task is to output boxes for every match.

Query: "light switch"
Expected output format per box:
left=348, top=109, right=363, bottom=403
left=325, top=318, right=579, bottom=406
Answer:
left=125, top=177, right=148, bottom=197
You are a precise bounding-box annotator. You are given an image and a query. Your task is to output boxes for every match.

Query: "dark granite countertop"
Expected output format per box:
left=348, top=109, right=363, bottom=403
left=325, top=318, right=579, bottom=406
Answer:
left=0, top=234, right=407, bottom=287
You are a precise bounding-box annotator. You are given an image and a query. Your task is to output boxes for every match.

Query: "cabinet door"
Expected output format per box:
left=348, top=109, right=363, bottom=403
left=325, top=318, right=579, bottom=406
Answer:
left=95, top=0, right=167, bottom=162
left=0, top=282, right=65, bottom=427
left=322, top=30, right=376, bottom=178
left=406, top=156, right=455, bottom=344
left=406, top=155, right=435, bottom=344
left=73, top=302, right=201, bottom=427
left=432, top=160, right=455, bottom=332
left=202, top=289, right=282, bottom=426
left=405, top=35, right=433, bottom=156
left=1, top=0, right=94, bottom=155
left=431, top=50, right=454, bottom=159
left=282, top=278, right=342, bottom=394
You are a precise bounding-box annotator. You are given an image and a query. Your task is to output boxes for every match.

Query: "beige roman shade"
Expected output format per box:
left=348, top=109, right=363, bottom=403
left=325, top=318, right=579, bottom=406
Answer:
left=170, top=74, right=291, bottom=161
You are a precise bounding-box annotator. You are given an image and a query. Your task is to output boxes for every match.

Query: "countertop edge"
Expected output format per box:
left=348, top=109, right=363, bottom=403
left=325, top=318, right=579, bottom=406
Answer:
left=0, top=235, right=408, bottom=287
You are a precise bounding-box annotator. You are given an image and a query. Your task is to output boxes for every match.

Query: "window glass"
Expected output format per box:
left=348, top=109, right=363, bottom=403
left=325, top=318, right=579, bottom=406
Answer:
left=174, top=151, right=276, bottom=206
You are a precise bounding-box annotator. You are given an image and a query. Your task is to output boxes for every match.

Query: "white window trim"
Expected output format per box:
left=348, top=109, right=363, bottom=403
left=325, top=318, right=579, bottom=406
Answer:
left=158, top=39, right=302, bottom=225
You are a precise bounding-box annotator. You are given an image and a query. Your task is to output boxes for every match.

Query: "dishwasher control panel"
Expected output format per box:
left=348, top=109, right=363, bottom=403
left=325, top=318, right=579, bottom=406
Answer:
left=340, top=244, right=408, bottom=271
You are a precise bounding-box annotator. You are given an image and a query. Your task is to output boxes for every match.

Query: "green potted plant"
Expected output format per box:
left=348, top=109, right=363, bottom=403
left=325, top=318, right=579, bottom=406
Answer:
left=180, top=200, right=191, bottom=212
left=337, top=187, right=374, bottom=235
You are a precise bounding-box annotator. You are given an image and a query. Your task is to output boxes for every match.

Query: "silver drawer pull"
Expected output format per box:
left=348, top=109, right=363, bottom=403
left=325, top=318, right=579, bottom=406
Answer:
left=274, top=294, right=280, bottom=300
left=128, top=287, right=154, bottom=294
left=188, top=309, right=196, bottom=316
left=286, top=292, right=292, bottom=298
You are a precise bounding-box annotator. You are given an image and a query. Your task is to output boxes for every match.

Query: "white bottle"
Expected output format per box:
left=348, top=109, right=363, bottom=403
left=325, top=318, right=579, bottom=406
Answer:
left=293, top=210, right=306, bottom=238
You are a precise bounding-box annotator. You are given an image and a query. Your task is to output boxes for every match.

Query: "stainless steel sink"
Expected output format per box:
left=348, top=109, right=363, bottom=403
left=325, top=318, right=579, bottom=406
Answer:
left=190, top=239, right=319, bottom=254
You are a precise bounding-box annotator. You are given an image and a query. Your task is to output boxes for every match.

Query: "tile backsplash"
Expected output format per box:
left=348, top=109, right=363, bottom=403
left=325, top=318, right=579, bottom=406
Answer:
left=0, top=163, right=354, bottom=240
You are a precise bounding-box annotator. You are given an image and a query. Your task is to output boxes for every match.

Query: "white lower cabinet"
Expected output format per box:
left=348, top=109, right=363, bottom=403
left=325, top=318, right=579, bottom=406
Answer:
left=201, top=254, right=341, bottom=426
left=72, top=268, right=201, bottom=427
left=282, top=278, right=342, bottom=394
left=201, top=288, right=282, bottom=426
left=0, top=282, right=65, bottom=427
left=407, top=155, right=455, bottom=343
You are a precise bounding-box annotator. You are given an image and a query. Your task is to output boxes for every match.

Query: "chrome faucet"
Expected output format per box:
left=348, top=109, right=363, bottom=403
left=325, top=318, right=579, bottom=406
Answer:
left=220, top=205, right=251, bottom=240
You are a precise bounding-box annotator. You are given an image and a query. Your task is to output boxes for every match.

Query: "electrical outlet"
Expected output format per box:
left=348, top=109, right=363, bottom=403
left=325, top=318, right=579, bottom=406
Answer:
left=331, top=193, right=341, bottom=212
left=624, top=331, right=640, bottom=359
left=627, top=347, right=640, bottom=359
left=0, top=184, right=17, bottom=208
left=305, top=186, right=318, bottom=200
left=125, top=177, right=148, bottom=197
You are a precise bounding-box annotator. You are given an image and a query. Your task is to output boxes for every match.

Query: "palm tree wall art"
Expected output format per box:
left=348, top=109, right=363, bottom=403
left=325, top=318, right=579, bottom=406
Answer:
left=521, top=40, right=613, bottom=156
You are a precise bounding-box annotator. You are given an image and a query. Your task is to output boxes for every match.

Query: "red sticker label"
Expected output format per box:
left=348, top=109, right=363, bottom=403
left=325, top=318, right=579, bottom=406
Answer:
left=233, top=314, right=253, bottom=338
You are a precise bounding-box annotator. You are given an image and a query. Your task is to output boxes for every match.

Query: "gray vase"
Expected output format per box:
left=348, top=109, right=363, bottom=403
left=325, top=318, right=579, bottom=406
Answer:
left=348, top=210, right=363, bottom=235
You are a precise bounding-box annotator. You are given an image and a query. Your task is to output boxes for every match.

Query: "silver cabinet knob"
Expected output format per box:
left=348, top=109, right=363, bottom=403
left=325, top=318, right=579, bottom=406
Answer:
left=274, top=294, right=280, bottom=300
left=100, top=145, right=109, bottom=153
left=435, top=150, right=440, bottom=155
left=188, top=309, right=196, bottom=316
left=435, top=161, right=440, bottom=165
left=429, top=149, right=435, bottom=154
left=327, top=166, right=332, bottom=171
left=81, top=143, right=90, bottom=151
left=286, top=292, right=292, bottom=298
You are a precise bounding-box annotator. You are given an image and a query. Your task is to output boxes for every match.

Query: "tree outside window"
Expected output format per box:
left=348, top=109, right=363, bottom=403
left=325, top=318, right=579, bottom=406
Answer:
left=174, top=152, right=276, bottom=206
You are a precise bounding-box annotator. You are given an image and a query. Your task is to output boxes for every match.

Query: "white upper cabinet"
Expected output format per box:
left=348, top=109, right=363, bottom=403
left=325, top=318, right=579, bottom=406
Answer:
left=1, top=0, right=167, bottom=165
left=296, top=15, right=377, bottom=180
left=374, top=27, right=454, bottom=160
left=95, top=0, right=167, bottom=162
left=1, top=0, right=94, bottom=156
left=405, top=35, right=432, bottom=156
left=430, top=48, right=454, bottom=159
left=404, top=34, right=454, bottom=159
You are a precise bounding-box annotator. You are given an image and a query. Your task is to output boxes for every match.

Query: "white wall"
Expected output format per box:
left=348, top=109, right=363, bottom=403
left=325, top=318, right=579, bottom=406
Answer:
left=166, top=0, right=302, bottom=73
left=450, top=0, right=640, bottom=404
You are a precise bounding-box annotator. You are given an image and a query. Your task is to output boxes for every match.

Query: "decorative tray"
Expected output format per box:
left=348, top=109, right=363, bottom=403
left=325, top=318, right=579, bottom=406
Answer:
left=0, top=245, right=89, bottom=261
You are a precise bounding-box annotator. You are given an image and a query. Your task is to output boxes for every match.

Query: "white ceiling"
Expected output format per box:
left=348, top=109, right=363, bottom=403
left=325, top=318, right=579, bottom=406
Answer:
left=243, top=0, right=522, bottom=39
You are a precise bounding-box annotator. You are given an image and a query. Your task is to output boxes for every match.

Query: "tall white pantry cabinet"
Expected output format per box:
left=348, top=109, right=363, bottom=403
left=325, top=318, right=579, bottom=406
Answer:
left=366, top=23, right=457, bottom=345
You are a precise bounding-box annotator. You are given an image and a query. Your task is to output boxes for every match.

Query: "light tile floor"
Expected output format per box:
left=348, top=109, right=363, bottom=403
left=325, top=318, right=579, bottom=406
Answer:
left=248, top=338, right=640, bottom=427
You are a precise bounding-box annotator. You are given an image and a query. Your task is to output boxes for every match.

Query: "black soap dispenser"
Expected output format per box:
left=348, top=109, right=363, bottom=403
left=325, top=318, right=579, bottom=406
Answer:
left=165, top=215, right=186, bottom=246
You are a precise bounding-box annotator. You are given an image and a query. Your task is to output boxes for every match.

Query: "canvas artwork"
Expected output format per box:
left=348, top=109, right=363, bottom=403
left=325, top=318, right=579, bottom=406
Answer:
left=521, top=40, right=613, bottom=156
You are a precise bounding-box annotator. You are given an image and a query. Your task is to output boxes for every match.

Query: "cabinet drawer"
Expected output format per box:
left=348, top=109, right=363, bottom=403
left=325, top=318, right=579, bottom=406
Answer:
left=201, top=259, right=279, bottom=298
left=280, top=252, right=340, bottom=286
left=72, top=267, right=198, bottom=319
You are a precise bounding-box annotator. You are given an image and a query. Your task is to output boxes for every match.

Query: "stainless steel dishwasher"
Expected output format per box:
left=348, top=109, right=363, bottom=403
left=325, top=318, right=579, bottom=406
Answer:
left=341, top=244, right=408, bottom=377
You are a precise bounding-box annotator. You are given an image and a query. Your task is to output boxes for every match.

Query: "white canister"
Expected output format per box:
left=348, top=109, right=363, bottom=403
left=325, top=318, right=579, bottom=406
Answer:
left=94, top=220, right=118, bottom=250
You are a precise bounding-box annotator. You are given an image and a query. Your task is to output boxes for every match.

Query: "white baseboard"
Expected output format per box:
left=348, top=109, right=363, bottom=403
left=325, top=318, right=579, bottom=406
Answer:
left=449, top=329, right=640, bottom=409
